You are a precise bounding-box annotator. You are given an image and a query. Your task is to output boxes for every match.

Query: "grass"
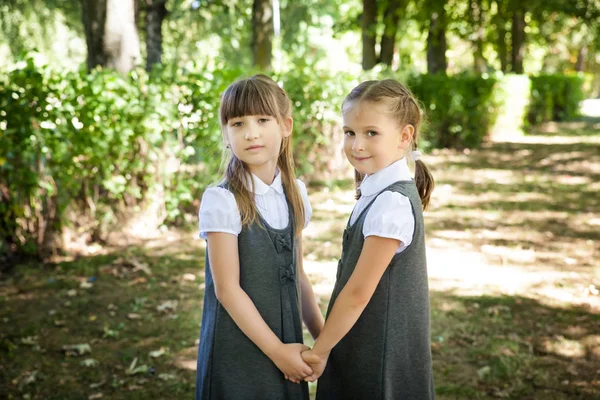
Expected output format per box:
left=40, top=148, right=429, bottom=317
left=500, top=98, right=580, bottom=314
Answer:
left=1, top=121, right=599, bottom=399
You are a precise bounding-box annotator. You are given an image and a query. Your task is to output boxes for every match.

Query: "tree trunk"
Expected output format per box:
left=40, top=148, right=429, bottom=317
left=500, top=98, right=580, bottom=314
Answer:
left=379, top=0, right=402, bottom=66
left=471, top=0, right=487, bottom=73
left=511, top=9, right=525, bottom=74
left=145, top=0, right=167, bottom=72
left=575, top=45, right=587, bottom=72
left=82, top=0, right=108, bottom=70
left=492, top=0, right=508, bottom=72
left=82, top=0, right=141, bottom=73
left=497, top=26, right=508, bottom=72
left=362, top=0, right=378, bottom=70
left=426, top=7, right=447, bottom=74
left=252, top=0, right=273, bottom=71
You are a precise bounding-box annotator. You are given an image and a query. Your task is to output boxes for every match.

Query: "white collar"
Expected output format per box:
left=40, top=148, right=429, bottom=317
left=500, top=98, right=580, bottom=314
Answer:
left=248, top=170, right=284, bottom=195
left=358, top=158, right=412, bottom=196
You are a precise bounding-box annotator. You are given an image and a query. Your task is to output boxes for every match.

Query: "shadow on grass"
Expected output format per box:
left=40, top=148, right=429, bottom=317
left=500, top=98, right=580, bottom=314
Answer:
left=526, top=118, right=600, bottom=137
left=0, top=244, right=206, bottom=400
left=431, top=291, right=600, bottom=399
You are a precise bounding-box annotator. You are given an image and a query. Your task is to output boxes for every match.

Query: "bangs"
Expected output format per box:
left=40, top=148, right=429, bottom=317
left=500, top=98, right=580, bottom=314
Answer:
left=219, top=79, right=279, bottom=125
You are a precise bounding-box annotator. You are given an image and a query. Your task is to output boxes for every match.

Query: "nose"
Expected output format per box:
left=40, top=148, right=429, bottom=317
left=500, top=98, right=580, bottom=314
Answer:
left=352, top=136, right=364, bottom=152
left=244, top=123, right=259, bottom=140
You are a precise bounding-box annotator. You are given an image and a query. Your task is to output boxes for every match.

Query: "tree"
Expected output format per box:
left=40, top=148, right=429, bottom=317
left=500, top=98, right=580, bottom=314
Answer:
left=470, top=0, right=488, bottom=73
left=511, top=6, right=526, bottom=73
left=82, top=0, right=141, bottom=73
left=426, top=0, right=447, bottom=74
left=362, top=0, right=378, bottom=70
left=492, top=0, right=509, bottom=72
left=252, top=0, right=273, bottom=70
left=380, top=0, right=404, bottom=66
left=145, top=0, right=168, bottom=72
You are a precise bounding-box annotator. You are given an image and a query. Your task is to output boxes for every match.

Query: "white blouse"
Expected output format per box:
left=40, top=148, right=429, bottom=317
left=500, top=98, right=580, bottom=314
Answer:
left=350, top=158, right=415, bottom=254
left=199, top=172, right=312, bottom=239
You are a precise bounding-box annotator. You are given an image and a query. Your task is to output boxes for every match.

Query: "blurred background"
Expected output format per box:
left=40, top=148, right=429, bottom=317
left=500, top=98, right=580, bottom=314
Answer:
left=0, top=0, right=599, bottom=399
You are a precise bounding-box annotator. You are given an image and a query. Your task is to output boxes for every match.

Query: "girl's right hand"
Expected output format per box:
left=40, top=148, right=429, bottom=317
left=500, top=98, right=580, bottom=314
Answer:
left=270, top=343, right=313, bottom=384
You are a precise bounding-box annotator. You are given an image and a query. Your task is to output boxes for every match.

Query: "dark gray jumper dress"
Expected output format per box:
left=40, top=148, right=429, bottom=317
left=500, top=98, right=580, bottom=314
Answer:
left=316, top=181, right=435, bottom=400
left=196, top=185, right=309, bottom=400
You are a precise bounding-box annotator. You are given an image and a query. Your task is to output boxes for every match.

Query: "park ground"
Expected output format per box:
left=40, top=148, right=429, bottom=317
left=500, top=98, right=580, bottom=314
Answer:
left=1, top=118, right=599, bottom=399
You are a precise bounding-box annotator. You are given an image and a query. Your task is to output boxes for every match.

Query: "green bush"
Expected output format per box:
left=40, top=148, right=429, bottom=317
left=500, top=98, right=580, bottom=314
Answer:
left=526, top=74, right=584, bottom=125
left=0, top=59, right=238, bottom=256
left=408, top=73, right=501, bottom=149
left=278, top=66, right=354, bottom=179
left=0, top=58, right=509, bottom=258
left=0, top=59, right=352, bottom=257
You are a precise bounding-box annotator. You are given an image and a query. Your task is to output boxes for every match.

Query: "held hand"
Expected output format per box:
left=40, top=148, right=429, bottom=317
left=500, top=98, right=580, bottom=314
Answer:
left=270, top=343, right=313, bottom=384
left=301, top=349, right=329, bottom=382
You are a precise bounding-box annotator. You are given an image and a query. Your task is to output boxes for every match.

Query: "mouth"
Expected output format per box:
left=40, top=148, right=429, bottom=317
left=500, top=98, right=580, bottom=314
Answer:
left=353, top=155, right=372, bottom=162
left=246, top=145, right=264, bottom=151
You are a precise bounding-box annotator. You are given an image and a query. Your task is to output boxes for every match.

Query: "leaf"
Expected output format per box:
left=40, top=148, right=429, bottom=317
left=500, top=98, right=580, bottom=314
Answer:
left=125, top=357, right=150, bottom=376
left=149, top=347, right=167, bottom=358
left=89, top=380, right=106, bottom=389
left=88, top=393, right=103, bottom=399
left=127, top=313, right=142, bottom=320
left=182, top=273, right=196, bottom=281
left=81, top=358, right=99, bottom=367
left=21, top=336, right=38, bottom=346
left=62, top=343, right=92, bottom=356
left=158, top=373, right=177, bottom=381
left=477, top=365, right=491, bottom=379
left=156, top=300, right=178, bottom=313
left=18, top=370, right=38, bottom=390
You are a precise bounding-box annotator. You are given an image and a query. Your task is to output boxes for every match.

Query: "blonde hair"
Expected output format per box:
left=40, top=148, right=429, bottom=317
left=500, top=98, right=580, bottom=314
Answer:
left=343, top=79, right=434, bottom=209
left=219, top=74, right=305, bottom=235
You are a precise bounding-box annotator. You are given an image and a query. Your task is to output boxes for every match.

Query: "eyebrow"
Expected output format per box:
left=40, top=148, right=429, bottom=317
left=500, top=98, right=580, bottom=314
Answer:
left=343, top=125, right=379, bottom=130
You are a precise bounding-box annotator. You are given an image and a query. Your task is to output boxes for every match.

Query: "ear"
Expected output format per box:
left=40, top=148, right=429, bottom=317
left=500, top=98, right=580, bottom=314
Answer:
left=281, top=116, right=293, bottom=138
left=398, top=124, right=414, bottom=149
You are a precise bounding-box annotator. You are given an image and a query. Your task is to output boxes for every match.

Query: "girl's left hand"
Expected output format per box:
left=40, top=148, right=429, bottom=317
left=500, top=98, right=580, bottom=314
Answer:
left=301, top=349, right=329, bottom=382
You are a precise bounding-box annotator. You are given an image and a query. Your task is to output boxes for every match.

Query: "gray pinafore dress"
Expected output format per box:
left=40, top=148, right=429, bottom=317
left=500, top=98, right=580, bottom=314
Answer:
left=196, top=184, right=309, bottom=400
left=316, top=181, right=435, bottom=400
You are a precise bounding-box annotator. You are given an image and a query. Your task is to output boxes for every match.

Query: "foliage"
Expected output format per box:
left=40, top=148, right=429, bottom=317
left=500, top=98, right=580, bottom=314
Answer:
left=0, top=0, right=84, bottom=68
left=276, top=65, right=354, bottom=179
left=0, top=57, right=352, bottom=257
left=408, top=73, right=501, bottom=148
left=0, top=50, right=590, bottom=258
left=0, top=57, right=237, bottom=256
left=526, top=74, right=585, bottom=125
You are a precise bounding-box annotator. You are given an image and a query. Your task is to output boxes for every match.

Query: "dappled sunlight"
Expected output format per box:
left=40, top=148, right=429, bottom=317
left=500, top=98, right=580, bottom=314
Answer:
left=539, top=336, right=586, bottom=358
left=302, top=259, right=337, bottom=298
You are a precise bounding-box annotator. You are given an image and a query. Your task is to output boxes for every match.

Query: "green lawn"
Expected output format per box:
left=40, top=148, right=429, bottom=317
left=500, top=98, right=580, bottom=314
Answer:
left=1, top=120, right=599, bottom=399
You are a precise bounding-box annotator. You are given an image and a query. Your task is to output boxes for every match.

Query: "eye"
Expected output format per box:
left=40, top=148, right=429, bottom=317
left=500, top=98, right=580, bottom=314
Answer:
left=229, top=120, right=243, bottom=127
left=344, top=130, right=355, bottom=137
left=258, top=118, right=270, bottom=123
left=367, top=131, right=378, bottom=137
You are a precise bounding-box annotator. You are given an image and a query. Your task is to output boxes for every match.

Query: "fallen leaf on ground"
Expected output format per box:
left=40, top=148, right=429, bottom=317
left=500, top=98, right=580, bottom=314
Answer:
left=81, top=358, right=99, bottom=367
left=156, top=300, right=178, bottom=313
left=21, top=336, right=38, bottom=346
left=159, top=373, right=177, bottom=381
left=125, top=357, right=149, bottom=376
left=149, top=347, right=167, bottom=358
left=89, top=381, right=106, bottom=389
left=62, top=343, right=92, bottom=356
